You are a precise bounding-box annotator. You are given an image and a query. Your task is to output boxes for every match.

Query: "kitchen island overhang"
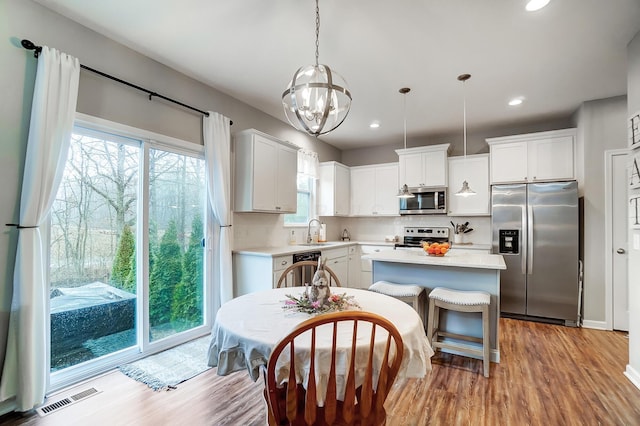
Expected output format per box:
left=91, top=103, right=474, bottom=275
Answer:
left=363, top=249, right=506, bottom=363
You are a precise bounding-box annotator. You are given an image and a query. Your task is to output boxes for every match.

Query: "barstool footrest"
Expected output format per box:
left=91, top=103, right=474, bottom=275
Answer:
left=432, top=340, right=484, bottom=358
left=435, top=331, right=483, bottom=344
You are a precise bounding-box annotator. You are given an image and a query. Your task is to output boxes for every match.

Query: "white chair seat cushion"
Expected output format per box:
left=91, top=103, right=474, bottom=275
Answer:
left=428, top=287, right=490, bottom=306
left=369, top=281, right=424, bottom=297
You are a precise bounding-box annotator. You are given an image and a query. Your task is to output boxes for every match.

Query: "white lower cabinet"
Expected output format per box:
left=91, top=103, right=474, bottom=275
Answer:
left=233, top=253, right=293, bottom=296
left=359, top=244, right=395, bottom=289
left=347, top=245, right=360, bottom=289
left=321, top=247, right=349, bottom=287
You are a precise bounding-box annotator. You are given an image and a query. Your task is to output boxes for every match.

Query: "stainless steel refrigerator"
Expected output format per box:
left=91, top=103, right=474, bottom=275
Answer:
left=491, top=181, right=580, bottom=326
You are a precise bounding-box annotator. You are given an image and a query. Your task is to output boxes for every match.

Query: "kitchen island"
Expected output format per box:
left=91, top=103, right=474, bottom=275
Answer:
left=363, top=249, right=506, bottom=362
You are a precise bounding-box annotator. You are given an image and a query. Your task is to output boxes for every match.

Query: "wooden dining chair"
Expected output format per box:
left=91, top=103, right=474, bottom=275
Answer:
left=276, top=260, right=342, bottom=288
left=264, top=311, right=405, bottom=426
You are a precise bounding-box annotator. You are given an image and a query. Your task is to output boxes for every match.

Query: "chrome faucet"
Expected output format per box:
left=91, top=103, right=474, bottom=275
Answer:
left=307, top=218, right=321, bottom=243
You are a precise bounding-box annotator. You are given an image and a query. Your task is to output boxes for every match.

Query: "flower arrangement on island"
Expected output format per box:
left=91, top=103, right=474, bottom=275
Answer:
left=283, top=290, right=361, bottom=315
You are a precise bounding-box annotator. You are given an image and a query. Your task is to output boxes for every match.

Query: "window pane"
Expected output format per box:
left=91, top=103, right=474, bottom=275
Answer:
left=50, top=128, right=139, bottom=371
left=148, top=149, right=205, bottom=342
left=284, top=175, right=314, bottom=225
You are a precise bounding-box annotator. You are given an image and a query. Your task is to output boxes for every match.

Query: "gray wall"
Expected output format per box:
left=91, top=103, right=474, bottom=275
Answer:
left=627, top=30, right=640, bottom=386
left=0, top=0, right=340, bottom=380
left=341, top=117, right=574, bottom=166
left=576, top=96, right=628, bottom=323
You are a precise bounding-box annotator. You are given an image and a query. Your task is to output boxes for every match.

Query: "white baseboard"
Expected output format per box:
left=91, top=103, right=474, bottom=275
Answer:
left=581, top=319, right=608, bottom=330
left=624, top=365, right=640, bottom=391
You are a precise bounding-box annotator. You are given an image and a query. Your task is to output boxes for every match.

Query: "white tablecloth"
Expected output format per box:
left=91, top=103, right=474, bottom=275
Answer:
left=208, top=287, right=433, bottom=402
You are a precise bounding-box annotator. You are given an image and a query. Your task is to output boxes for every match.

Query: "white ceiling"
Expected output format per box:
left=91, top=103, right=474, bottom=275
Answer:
left=36, top=0, right=640, bottom=150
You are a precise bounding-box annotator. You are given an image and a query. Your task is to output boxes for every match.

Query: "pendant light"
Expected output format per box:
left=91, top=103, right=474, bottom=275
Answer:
left=282, top=0, right=352, bottom=136
left=455, top=74, right=476, bottom=197
left=397, top=87, right=415, bottom=199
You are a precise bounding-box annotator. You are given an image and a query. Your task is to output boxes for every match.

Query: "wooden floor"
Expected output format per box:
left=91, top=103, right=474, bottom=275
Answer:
left=2, top=318, right=639, bottom=426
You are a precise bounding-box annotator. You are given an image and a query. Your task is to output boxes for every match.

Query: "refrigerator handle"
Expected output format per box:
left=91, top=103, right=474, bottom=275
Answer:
left=521, top=205, right=527, bottom=275
left=528, top=205, right=534, bottom=275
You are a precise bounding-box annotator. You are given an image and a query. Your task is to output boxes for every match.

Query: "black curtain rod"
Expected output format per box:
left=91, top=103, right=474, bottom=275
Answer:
left=21, top=39, right=232, bottom=124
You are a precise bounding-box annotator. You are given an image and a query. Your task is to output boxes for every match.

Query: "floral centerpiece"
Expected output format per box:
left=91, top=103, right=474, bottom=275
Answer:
left=283, top=290, right=361, bottom=315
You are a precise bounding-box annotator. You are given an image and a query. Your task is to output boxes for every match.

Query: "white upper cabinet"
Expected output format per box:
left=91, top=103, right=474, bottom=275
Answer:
left=487, top=129, right=576, bottom=184
left=318, top=161, right=350, bottom=216
left=233, top=129, right=298, bottom=213
left=488, top=142, right=528, bottom=183
left=527, top=135, right=575, bottom=181
left=396, top=144, right=451, bottom=188
left=447, top=154, right=490, bottom=216
left=350, top=163, right=399, bottom=216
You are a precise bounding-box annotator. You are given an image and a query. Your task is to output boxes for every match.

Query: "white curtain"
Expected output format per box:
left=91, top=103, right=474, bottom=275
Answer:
left=0, top=47, right=80, bottom=410
left=203, top=112, right=233, bottom=307
left=298, top=149, right=319, bottom=179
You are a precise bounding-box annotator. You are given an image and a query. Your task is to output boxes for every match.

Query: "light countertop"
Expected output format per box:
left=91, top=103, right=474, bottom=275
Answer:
left=233, top=241, right=395, bottom=257
left=363, top=248, right=506, bottom=270
left=232, top=241, right=492, bottom=257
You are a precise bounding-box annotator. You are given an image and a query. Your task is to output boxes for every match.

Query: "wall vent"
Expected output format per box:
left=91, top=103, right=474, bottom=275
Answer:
left=36, top=387, right=101, bottom=417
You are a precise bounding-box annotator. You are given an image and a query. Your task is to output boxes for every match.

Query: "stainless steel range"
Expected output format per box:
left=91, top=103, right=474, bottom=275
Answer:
left=394, top=226, right=450, bottom=248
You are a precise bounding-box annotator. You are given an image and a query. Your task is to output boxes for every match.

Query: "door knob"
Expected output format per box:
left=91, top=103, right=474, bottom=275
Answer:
left=616, top=248, right=626, bottom=254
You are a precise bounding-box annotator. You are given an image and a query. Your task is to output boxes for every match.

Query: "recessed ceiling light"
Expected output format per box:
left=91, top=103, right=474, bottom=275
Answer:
left=369, top=122, right=380, bottom=129
left=526, top=0, right=550, bottom=12
left=508, top=98, right=524, bottom=106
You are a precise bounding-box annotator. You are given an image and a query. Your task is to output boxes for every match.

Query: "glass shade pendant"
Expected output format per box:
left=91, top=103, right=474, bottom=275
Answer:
left=282, top=0, right=352, bottom=136
left=455, top=74, right=476, bottom=197
left=396, top=87, right=415, bottom=199
left=397, top=184, right=415, bottom=199
left=456, top=180, right=475, bottom=197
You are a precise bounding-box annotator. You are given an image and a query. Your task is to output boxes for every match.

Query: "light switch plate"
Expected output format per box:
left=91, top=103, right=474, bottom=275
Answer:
left=634, top=233, right=640, bottom=251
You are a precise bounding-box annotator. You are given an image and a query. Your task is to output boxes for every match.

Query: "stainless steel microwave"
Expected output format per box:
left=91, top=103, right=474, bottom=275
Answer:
left=399, top=187, right=447, bottom=215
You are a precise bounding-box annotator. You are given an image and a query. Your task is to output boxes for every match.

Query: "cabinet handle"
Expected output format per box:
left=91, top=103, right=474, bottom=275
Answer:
left=275, top=206, right=281, bottom=210
left=281, top=260, right=287, bottom=266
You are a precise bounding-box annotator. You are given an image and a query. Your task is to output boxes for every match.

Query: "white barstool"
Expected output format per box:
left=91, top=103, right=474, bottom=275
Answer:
left=426, top=287, right=491, bottom=377
left=368, top=281, right=426, bottom=325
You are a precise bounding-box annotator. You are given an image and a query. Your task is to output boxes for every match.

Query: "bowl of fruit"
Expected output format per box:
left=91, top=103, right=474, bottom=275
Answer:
left=421, top=241, right=450, bottom=257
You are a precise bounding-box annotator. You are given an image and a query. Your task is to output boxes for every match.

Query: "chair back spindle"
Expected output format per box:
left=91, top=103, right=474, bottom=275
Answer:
left=265, top=311, right=404, bottom=425
left=277, top=260, right=342, bottom=288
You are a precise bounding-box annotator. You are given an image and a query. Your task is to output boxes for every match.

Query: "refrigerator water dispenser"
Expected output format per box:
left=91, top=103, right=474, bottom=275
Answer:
left=499, top=229, right=519, bottom=254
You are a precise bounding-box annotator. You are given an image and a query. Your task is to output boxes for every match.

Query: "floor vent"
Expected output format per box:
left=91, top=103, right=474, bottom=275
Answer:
left=36, top=387, right=102, bottom=417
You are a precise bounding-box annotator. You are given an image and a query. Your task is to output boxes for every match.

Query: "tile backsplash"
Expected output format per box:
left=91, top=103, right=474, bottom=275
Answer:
left=232, top=212, right=491, bottom=250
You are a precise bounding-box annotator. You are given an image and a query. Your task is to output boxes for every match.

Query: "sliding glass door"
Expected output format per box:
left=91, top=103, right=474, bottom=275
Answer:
left=147, top=148, right=206, bottom=341
left=49, top=120, right=210, bottom=388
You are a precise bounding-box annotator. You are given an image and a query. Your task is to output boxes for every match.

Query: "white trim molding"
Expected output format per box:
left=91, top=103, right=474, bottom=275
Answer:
left=625, top=364, right=640, bottom=391
left=581, top=320, right=608, bottom=330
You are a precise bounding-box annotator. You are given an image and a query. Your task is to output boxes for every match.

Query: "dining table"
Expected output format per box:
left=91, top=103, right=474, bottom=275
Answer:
left=207, top=287, right=434, bottom=403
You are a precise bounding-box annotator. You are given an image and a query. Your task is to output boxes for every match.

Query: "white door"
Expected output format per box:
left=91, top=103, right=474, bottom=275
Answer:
left=612, top=152, right=629, bottom=331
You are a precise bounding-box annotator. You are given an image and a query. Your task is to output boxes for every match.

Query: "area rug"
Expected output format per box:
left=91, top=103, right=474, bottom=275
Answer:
left=119, top=336, right=211, bottom=391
